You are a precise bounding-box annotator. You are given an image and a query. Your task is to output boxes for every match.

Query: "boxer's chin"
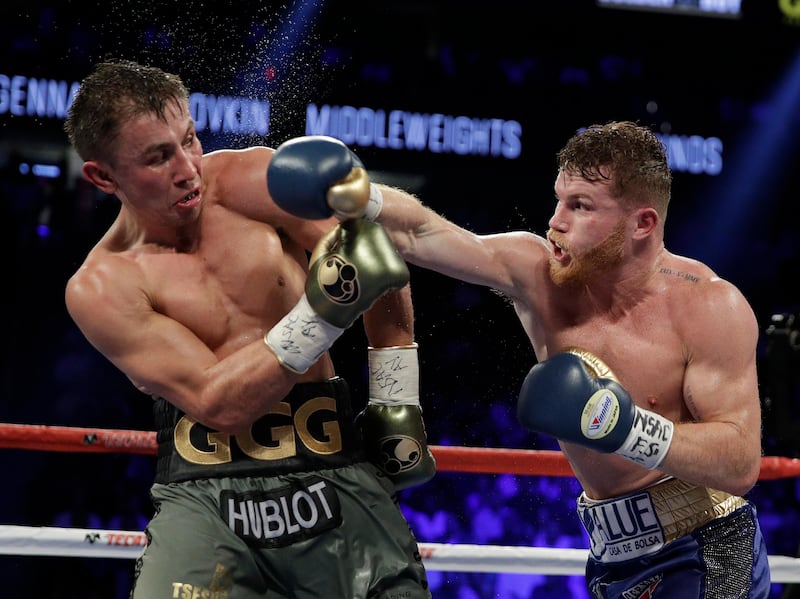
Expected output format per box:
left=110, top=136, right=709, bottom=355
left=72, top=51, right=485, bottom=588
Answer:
left=548, top=257, right=583, bottom=287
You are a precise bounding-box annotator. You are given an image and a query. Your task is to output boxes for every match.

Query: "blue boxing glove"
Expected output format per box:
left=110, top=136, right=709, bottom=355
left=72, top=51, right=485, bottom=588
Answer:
left=267, top=135, right=383, bottom=221
left=517, top=348, right=673, bottom=469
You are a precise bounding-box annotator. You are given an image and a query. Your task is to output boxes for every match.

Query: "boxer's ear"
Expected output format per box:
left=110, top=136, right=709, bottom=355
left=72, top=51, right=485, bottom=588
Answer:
left=82, top=161, right=117, bottom=195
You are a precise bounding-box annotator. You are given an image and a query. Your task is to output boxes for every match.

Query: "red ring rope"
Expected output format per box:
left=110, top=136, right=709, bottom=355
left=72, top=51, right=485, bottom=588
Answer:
left=1, top=422, right=798, bottom=479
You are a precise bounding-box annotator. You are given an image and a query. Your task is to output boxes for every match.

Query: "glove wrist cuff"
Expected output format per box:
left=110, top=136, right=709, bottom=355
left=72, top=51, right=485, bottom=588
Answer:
left=616, top=407, right=674, bottom=470
left=363, top=183, right=383, bottom=221
left=367, top=343, right=419, bottom=406
left=265, top=294, right=344, bottom=374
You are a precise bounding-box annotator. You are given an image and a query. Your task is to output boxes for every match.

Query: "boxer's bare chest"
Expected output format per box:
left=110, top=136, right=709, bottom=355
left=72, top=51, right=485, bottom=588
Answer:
left=536, top=291, right=688, bottom=419
left=538, top=295, right=690, bottom=496
left=133, top=210, right=307, bottom=353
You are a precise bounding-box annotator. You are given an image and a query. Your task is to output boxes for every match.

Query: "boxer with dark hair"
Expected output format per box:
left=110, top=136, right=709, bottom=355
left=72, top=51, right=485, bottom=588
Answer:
left=64, top=59, right=433, bottom=599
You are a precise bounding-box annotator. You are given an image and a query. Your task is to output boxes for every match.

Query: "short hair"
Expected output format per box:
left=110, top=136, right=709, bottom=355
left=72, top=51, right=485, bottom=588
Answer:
left=64, top=59, right=190, bottom=162
left=557, top=121, right=672, bottom=219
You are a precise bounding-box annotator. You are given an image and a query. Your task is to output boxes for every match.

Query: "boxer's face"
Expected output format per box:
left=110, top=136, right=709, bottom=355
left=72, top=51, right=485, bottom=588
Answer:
left=87, top=99, right=204, bottom=228
left=546, top=169, right=630, bottom=287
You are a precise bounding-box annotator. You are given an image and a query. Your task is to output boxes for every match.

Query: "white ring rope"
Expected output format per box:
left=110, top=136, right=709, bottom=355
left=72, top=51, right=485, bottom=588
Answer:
left=0, top=525, right=798, bottom=582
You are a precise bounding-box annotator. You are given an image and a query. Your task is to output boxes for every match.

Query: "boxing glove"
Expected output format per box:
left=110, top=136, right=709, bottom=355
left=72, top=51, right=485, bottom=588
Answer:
left=356, top=344, right=436, bottom=491
left=517, top=348, right=673, bottom=469
left=267, top=135, right=383, bottom=221
left=265, top=219, right=409, bottom=373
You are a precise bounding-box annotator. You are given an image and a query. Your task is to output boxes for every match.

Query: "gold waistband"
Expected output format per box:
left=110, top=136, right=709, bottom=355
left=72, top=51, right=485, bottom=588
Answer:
left=580, top=477, right=747, bottom=543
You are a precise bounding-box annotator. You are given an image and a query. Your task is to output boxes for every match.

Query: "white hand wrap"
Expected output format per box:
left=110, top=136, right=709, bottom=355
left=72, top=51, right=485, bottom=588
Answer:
left=265, top=294, right=344, bottom=374
left=616, top=406, right=674, bottom=470
left=363, top=183, right=383, bottom=222
left=367, top=343, right=419, bottom=406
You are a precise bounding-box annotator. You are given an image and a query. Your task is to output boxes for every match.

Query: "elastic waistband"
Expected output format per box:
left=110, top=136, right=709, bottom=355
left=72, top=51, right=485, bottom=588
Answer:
left=153, top=377, right=365, bottom=484
left=577, top=478, right=746, bottom=563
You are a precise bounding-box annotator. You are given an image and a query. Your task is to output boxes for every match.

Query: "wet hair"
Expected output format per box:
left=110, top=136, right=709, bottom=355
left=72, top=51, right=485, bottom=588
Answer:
left=64, top=59, right=190, bottom=162
left=557, top=121, right=672, bottom=219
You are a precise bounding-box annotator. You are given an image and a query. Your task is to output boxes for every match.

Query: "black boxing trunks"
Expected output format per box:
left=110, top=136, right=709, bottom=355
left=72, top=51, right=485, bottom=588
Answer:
left=132, top=377, right=430, bottom=598
left=577, top=477, right=771, bottom=598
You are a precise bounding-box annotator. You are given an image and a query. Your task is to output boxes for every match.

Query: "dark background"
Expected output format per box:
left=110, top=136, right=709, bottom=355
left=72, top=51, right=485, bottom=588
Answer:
left=1, top=0, right=799, bottom=597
